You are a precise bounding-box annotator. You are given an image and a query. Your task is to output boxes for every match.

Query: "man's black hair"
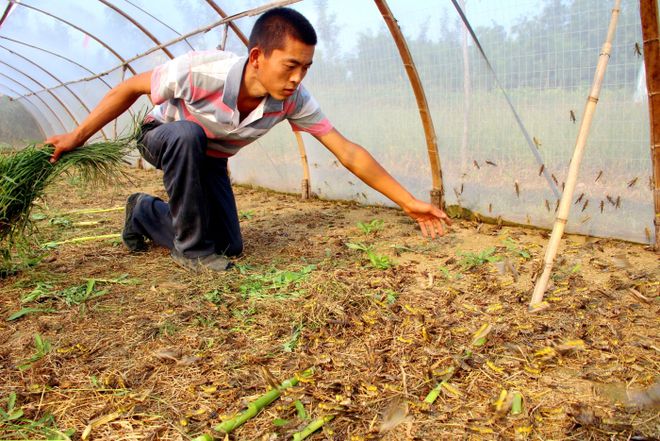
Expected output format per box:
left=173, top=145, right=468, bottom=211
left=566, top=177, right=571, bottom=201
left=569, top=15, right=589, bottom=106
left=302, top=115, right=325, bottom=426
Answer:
left=248, top=7, right=317, bottom=55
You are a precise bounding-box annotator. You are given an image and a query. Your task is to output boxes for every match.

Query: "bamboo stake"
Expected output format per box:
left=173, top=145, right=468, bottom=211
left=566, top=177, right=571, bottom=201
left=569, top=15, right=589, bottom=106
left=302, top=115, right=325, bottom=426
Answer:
left=372, top=0, right=444, bottom=208
left=193, top=368, right=313, bottom=440
left=640, top=0, right=660, bottom=251
left=530, top=0, right=621, bottom=309
left=294, top=132, right=311, bottom=200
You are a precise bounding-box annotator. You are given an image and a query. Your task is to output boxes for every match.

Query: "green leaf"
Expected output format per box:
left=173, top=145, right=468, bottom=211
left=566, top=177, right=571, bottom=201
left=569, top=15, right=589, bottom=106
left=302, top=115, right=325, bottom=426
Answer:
left=7, top=307, right=54, bottom=321
left=272, top=418, right=289, bottom=427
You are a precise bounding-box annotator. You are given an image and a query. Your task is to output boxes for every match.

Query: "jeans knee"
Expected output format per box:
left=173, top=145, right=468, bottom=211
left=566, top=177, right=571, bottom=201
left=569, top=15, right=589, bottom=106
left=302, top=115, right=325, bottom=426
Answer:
left=168, top=121, right=207, bottom=158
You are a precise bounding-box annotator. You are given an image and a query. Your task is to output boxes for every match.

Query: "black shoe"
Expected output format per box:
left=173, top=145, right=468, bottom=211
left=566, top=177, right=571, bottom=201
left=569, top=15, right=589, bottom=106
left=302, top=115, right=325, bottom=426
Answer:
left=170, top=250, right=233, bottom=273
left=122, top=193, right=149, bottom=252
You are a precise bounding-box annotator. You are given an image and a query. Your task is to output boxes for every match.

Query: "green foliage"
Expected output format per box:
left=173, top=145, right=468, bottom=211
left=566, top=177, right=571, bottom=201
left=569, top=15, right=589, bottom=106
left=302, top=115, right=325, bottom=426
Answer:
left=203, top=288, right=225, bottom=305
left=9, top=275, right=136, bottom=320
left=383, top=289, right=398, bottom=305
left=239, top=265, right=315, bottom=299
left=438, top=266, right=462, bottom=280
left=0, top=392, right=73, bottom=440
left=458, top=247, right=501, bottom=270
left=18, top=334, right=51, bottom=371
left=0, top=136, right=136, bottom=268
left=346, top=242, right=393, bottom=270
left=357, top=219, right=384, bottom=235
left=239, top=210, right=255, bottom=220
left=6, top=307, right=55, bottom=322
left=158, top=320, right=178, bottom=337
left=282, top=322, right=303, bottom=352
left=502, top=237, right=531, bottom=259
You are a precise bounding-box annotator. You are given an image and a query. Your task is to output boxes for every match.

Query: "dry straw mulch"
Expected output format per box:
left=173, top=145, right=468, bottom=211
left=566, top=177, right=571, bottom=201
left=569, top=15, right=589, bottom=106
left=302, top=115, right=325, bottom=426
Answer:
left=0, top=167, right=658, bottom=440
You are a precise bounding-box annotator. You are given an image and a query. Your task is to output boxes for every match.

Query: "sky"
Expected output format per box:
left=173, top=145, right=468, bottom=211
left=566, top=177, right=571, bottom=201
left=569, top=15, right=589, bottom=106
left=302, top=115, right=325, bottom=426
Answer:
left=289, top=0, right=543, bottom=55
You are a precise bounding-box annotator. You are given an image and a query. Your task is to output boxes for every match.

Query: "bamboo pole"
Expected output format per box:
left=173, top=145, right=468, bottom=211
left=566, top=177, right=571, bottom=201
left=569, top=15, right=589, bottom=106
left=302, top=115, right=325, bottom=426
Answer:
left=372, top=0, right=444, bottom=208
left=295, top=132, right=311, bottom=199
left=530, top=0, right=621, bottom=309
left=640, top=0, right=660, bottom=251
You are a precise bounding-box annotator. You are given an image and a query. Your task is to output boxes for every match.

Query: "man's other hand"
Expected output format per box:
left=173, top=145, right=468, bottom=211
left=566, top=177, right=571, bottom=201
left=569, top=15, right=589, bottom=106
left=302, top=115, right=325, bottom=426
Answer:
left=45, top=132, right=83, bottom=163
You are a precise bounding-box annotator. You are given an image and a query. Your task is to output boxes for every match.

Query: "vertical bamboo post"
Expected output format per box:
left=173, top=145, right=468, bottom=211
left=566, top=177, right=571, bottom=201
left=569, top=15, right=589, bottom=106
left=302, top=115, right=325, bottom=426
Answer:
left=640, top=0, right=660, bottom=251
left=295, top=131, right=311, bottom=199
left=460, top=0, right=470, bottom=175
left=530, top=0, right=621, bottom=310
left=373, top=0, right=445, bottom=208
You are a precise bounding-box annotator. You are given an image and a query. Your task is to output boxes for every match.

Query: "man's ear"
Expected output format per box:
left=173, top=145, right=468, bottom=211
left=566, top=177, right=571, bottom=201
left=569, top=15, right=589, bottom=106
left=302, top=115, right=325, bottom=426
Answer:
left=248, top=47, right=262, bottom=68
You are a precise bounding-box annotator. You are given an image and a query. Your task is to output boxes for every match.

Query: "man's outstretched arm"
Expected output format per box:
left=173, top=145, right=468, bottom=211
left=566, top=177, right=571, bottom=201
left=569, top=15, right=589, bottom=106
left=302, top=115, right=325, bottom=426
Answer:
left=45, top=71, right=152, bottom=162
left=315, top=128, right=452, bottom=238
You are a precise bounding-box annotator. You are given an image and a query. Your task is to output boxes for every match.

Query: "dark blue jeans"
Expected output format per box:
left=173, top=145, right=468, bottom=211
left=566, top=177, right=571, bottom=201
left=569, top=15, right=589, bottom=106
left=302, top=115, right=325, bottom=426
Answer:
left=130, top=120, right=243, bottom=258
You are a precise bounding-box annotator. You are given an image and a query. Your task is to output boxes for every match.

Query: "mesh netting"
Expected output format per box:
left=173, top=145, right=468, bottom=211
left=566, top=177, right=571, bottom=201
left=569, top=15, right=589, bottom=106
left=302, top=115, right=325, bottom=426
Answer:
left=0, top=0, right=654, bottom=243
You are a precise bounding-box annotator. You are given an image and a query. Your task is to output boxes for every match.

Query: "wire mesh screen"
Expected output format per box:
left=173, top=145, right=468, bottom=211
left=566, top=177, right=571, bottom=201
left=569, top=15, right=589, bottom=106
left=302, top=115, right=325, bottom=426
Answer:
left=233, top=0, right=653, bottom=244
left=0, top=0, right=654, bottom=244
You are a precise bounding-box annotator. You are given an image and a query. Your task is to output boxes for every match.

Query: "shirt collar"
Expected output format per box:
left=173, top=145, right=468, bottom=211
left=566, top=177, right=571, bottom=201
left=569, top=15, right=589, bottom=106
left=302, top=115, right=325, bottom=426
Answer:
left=222, top=55, right=286, bottom=114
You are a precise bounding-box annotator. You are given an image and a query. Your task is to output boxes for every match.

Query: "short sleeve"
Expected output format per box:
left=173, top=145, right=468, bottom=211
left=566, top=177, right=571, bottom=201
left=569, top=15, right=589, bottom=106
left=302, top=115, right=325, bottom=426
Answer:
left=150, top=53, right=193, bottom=105
left=287, top=85, right=333, bottom=136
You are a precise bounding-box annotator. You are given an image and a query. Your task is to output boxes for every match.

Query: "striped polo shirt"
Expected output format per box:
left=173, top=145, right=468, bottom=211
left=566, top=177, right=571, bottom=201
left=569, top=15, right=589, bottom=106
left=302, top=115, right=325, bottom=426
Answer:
left=149, top=50, right=333, bottom=158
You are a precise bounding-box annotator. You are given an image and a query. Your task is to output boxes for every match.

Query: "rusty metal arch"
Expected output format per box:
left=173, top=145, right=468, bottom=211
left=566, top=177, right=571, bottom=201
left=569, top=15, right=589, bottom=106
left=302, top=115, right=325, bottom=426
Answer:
left=97, top=0, right=174, bottom=60
left=0, top=59, right=81, bottom=130
left=205, top=0, right=249, bottom=46
left=0, top=35, right=136, bottom=120
left=0, top=82, right=50, bottom=138
left=15, top=2, right=138, bottom=76
left=0, top=73, right=68, bottom=133
left=123, top=0, right=195, bottom=51
left=0, top=43, right=109, bottom=139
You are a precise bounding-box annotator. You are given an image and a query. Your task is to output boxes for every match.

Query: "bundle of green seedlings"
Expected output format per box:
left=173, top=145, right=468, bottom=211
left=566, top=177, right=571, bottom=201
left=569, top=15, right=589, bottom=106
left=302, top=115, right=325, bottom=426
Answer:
left=0, top=133, right=138, bottom=264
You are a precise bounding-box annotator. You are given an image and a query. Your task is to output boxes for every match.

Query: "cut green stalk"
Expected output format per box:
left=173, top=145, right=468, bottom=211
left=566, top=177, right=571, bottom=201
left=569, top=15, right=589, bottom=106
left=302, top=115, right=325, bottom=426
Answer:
left=61, top=206, right=124, bottom=216
left=42, top=233, right=120, bottom=248
left=292, top=415, right=334, bottom=441
left=294, top=400, right=308, bottom=420
left=424, top=366, right=456, bottom=404
left=511, top=392, right=523, bottom=415
left=208, top=368, right=313, bottom=436
left=423, top=382, right=443, bottom=404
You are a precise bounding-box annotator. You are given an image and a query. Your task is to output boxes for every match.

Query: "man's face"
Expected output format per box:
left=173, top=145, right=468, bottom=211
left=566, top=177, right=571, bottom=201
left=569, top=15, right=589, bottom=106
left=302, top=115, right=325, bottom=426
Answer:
left=255, top=35, right=314, bottom=101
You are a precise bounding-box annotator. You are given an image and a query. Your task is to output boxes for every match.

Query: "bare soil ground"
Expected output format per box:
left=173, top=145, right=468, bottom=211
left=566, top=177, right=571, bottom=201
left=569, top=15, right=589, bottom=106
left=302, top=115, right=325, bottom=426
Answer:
left=1, top=167, right=658, bottom=440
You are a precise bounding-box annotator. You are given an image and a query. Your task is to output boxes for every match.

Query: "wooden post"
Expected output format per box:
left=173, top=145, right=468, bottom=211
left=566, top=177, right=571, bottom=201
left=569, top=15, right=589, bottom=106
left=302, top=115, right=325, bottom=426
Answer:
left=295, top=132, right=311, bottom=199
left=640, top=0, right=660, bottom=251
left=530, top=0, right=621, bottom=310
left=373, top=0, right=445, bottom=208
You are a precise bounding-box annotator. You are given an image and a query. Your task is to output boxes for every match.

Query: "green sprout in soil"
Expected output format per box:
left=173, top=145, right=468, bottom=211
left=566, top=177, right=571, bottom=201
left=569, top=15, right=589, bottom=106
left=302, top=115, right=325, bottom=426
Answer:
left=239, top=265, right=315, bottom=299
left=346, top=242, right=393, bottom=270
left=357, top=219, right=384, bottom=235
left=17, top=333, right=51, bottom=371
left=457, top=247, right=501, bottom=270
left=502, top=237, right=531, bottom=259
left=0, top=393, right=73, bottom=440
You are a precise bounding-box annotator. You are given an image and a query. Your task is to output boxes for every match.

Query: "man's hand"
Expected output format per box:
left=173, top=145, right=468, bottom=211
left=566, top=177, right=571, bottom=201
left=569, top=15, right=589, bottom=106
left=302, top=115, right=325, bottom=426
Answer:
left=45, top=132, right=84, bottom=163
left=402, top=198, right=452, bottom=238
